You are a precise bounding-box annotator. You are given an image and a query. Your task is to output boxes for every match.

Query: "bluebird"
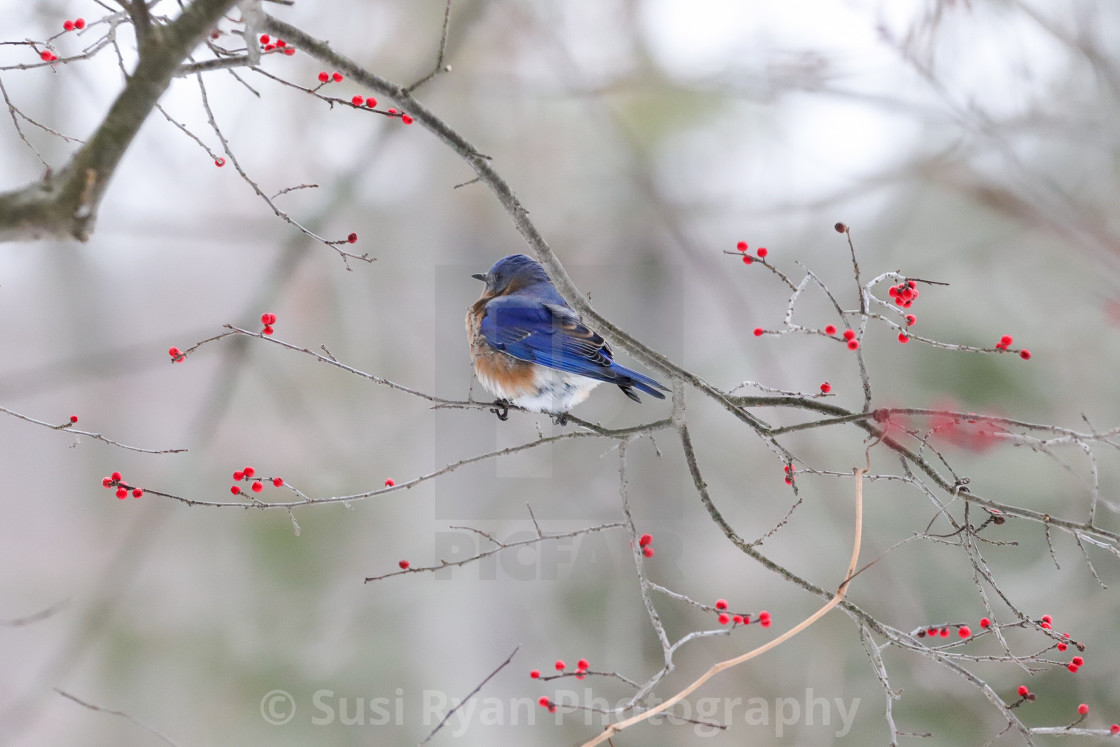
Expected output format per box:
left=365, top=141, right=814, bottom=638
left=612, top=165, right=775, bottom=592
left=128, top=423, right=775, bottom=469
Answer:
left=467, top=254, right=668, bottom=419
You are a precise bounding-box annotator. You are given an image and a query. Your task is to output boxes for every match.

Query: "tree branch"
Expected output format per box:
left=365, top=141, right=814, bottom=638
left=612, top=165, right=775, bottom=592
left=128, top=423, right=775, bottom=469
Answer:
left=0, top=0, right=238, bottom=242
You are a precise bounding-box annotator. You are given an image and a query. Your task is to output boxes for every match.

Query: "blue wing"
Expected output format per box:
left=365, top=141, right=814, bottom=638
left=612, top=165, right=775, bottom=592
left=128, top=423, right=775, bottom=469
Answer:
left=479, top=295, right=667, bottom=400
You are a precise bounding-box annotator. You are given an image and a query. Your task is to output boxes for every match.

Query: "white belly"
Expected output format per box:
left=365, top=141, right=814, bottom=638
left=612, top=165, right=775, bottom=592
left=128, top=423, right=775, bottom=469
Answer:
left=497, top=367, right=600, bottom=414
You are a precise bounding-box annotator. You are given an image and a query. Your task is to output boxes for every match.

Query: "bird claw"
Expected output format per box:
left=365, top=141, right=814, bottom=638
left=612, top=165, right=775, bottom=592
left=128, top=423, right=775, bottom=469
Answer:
left=490, top=400, right=510, bottom=421
left=551, top=412, right=569, bottom=426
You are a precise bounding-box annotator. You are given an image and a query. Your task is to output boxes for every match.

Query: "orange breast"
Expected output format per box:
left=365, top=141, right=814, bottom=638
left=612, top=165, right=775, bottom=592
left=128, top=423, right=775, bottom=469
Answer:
left=466, top=304, right=538, bottom=400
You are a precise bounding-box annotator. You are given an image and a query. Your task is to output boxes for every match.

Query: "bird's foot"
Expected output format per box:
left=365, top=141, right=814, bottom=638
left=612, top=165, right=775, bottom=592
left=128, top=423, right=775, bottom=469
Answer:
left=490, top=400, right=511, bottom=421
left=550, top=412, right=569, bottom=426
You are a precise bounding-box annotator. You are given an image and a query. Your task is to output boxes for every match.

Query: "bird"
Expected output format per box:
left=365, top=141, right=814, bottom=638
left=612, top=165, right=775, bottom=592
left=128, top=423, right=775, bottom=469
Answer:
left=466, top=254, right=668, bottom=420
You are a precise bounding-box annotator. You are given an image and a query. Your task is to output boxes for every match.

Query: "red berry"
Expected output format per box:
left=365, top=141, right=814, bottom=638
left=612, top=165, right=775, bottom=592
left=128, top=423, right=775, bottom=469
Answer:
left=736, top=241, right=747, bottom=251
left=272, top=477, right=284, bottom=487
left=1057, top=642, right=1067, bottom=651
left=958, top=626, right=971, bottom=638
left=64, top=20, right=75, bottom=31
left=732, top=615, right=743, bottom=624
left=577, top=659, right=589, bottom=670
left=264, top=44, right=275, bottom=51
left=820, top=382, right=832, bottom=394
left=275, top=40, right=286, bottom=48
left=365, top=97, right=377, bottom=107
left=262, top=325, right=274, bottom=336
left=1019, top=349, right=1031, bottom=360
left=715, top=599, right=728, bottom=611
left=1017, top=685, right=1029, bottom=697
left=332, top=72, right=343, bottom=82
left=115, top=487, right=128, bottom=499
left=347, top=232, right=358, bottom=244
left=102, top=477, right=113, bottom=488
left=741, top=615, right=750, bottom=625
left=384, top=478, right=395, bottom=487
left=241, top=467, right=253, bottom=478
left=898, top=333, right=909, bottom=343
left=387, top=108, right=398, bottom=115
left=718, top=613, right=730, bottom=625
left=753, top=327, right=764, bottom=337
left=215, top=158, right=225, bottom=167
left=398, top=560, right=410, bottom=569
left=318, top=71, right=329, bottom=82
left=538, top=696, right=550, bottom=708
left=760, top=616, right=771, bottom=628
left=111, top=471, right=123, bottom=482
left=999, top=335, right=1013, bottom=347
left=283, top=48, right=295, bottom=55
left=260, top=313, right=276, bottom=325
left=351, top=95, right=364, bottom=106
left=251, top=481, right=263, bottom=493
left=742, top=255, right=753, bottom=264
left=1078, top=703, right=1089, bottom=716
left=888, top=286, right=898, bottom=297
left=168, top=346, right=182, bottom=359
left=643, top=546, right=654, bottom=558
left=131, top=488, right=143, bottom=498
left=638, top=533, right=653, bottom=547
left=905, top=314, right=916, bottom=326
left=980, top=617, right=991, bottom=628
left=75, top=18, right=86, bottom=29
left=554, top=659, right=565, bottom=671
left=1068, top=663, right=1079, bottom=673
left=40, top=50, right=54, bottom=61
left=233, top=471, right=244, bottom=481
left=1040, top=621, right=1051, bottom=629
left=843, top=329, right=856, bottom=340
left=69, top=415, right=78, bottom=423
left=1111, top=724, right=1119, bottom=735
left=259, top=34, right=270, bottom=44
left=231, top=486, right=241, bottom=495
left=939, top=628, right=949, bottom=638
left=847, top=340, right=859, bottom=350
left=756, top=247, right=768, bottom=258
left=824, top=324, right=837, bottom=335
left=529, top=669, right=540, bottom=679
left=1071, top=656, right=1084, bottom=666
left=401, top=114, right=414, bottom=125
left=1040, top=613, right=1052, bottom=624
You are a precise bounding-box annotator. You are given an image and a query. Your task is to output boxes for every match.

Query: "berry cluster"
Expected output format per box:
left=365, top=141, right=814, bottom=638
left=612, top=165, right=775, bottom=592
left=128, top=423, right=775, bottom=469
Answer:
left=713, top=598, right=771, bottom=628
left=102, top=471, right=143, bottom=499
left=995, top=334, right=1031, bottom=360
left=530, top=656, right=591, bottom=703
left=734, top=241, right=768, bottom=264
left=62, top=18, right=86, bottom=32
left=783, top=463, right=794, bottom=486
left=888, top=280, right=919, bottom=309
left=260, top=312, right=276, bottom=336
left=229, top=465, right=283, bottom=495
left=258, top=34, right=295, bottom=56
left=637, top=532, right=655, bottom=558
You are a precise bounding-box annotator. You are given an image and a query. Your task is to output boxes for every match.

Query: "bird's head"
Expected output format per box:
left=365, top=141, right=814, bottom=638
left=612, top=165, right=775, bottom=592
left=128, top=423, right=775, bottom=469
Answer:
left=472, top=254, right=552, bottom=298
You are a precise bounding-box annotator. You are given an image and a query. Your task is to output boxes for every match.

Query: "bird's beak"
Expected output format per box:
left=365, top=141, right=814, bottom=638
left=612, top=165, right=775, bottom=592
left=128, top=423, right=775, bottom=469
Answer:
left=471, top=272, right=487, bottom=282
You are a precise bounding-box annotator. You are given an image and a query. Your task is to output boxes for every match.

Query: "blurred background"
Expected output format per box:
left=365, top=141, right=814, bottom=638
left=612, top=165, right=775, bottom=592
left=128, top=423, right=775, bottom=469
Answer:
left=2, top=0, right=1119, bottom=744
